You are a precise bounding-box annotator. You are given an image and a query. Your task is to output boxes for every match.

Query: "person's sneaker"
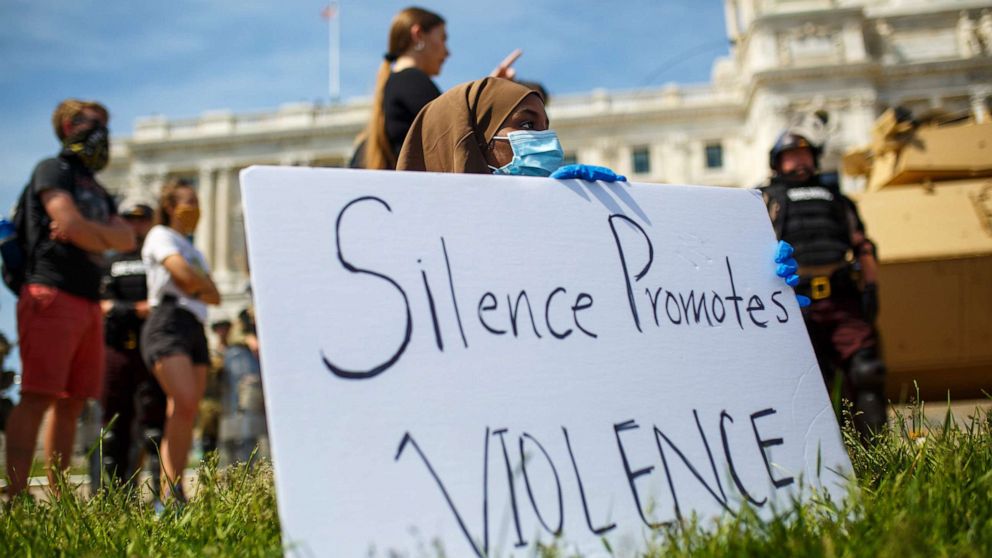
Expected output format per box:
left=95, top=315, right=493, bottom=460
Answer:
left=153, top=481, right=188, bottom=519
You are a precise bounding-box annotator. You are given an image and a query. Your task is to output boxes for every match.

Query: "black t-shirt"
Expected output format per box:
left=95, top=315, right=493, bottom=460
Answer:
left=25, top=154, right=117, bottom=300
left=102, top=249, right=148, bottom=349
left=383, top=67, right=441, bottom=155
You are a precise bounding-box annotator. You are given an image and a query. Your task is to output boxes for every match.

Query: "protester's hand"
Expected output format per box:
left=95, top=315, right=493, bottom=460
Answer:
left=490, top=49, right=522, bottom=80
left=246, top=334, right=260, bottom=358
left=551, top=164, right=627, bottom=182
left=773, top=240, right=810, bottom=307
left=49, top=220, right=71, bottom=243
left=134, top=300, right=150, bottom=319
left=862, top=283, right=878, bottom=323
left=100, top=299, right=115, bottom=315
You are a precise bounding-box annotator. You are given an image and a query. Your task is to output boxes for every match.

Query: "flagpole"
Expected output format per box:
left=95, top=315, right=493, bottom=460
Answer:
left=328, top=2, right=340, bottom=103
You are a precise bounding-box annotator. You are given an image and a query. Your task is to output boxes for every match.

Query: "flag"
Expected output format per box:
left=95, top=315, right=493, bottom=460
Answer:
left=321, top=2, right=341, bottom=102
left=320, top=3, right=337, bottom=20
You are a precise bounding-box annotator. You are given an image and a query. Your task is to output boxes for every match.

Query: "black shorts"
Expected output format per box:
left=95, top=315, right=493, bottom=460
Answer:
left=140, top=299, right=210, bottom=369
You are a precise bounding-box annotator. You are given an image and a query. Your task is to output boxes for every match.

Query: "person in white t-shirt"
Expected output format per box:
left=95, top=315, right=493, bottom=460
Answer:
left=140, top=178, right=220, bottom=503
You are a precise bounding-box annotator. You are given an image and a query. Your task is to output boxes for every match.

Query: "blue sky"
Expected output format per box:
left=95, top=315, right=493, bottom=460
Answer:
left=0, top=0, right=729, bottom=367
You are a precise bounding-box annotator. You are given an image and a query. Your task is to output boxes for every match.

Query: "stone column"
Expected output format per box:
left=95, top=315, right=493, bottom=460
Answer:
left=875, top=20, right=895, bottom=64
left=841, top=94, right=877, bottom=194
left=842, top=20, right=867, bottom=62
left=739, top=0, right=757, bottom=29
left=724, top=0, right=740, bottom=43
left=979, top=10, right=992, bottom=56
left=196, top=165, right=215, bottom=266
left=669, top=134, right=690, bottom=184
left=958, top=11, right=980, bottom=58
left=213, top=166, right=233, bottom=284
left=650, top=141, right=665, bottom=181
left=228, top=177, right=248, bottom=277
left=971, top=88, right=990, bottom=123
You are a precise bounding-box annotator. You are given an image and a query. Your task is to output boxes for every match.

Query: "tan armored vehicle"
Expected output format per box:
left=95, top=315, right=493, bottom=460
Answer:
left=843, top=109, right=992, bottom=400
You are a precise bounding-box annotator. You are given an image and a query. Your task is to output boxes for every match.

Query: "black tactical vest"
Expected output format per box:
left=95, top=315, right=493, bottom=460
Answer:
left=763, top=173, right=852, bottom=267
left=102, top=249, right=148, bottom=350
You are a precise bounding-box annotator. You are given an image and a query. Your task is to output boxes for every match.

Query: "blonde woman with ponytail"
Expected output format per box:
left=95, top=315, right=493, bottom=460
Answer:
left=352, top=6, right=521, bottom=170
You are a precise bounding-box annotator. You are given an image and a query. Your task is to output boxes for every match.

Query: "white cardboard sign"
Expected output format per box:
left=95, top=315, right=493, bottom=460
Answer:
left=239, top=166, right=851, bottom=558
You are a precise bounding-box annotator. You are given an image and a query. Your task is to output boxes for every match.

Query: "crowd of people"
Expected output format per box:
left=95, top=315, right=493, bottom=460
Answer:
left=0, top=99, right=227, bottom=504
left=1, top=5, right=884, bottom=506
left=1, top=102, right=267, bottom=505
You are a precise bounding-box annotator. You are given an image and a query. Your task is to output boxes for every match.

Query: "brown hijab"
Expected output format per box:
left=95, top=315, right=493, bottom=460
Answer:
left=396, top=77, right=542, bottom=174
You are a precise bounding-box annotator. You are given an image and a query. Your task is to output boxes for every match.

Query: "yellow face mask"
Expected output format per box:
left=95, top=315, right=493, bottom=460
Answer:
left=173, top=204, right=200, bottom=235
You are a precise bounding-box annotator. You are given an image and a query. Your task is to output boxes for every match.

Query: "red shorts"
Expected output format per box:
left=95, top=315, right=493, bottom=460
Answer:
left=17, top=284, right=105, bottom=399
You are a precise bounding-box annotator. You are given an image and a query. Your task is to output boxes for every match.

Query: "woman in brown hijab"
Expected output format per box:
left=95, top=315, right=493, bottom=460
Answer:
left=397, top=77, right=626, bottom=181
left=397, top=77, right=809, bottom=307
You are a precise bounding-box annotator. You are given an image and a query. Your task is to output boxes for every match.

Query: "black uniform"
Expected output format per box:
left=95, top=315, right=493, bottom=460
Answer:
left=761, top=172, right=887, bottom=439
left=92, top=249, right=166, bottom=490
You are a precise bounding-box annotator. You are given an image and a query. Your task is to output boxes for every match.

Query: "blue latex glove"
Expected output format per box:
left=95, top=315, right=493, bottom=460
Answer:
left=550, top=164, right=627, bottom=182
left=774, top=240, right=810, bottom=307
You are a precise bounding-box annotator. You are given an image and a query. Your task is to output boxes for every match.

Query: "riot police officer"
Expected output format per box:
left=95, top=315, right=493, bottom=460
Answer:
left=91, top=201, right=166, bottom=493
left=760, top=125, right=886, bottom=440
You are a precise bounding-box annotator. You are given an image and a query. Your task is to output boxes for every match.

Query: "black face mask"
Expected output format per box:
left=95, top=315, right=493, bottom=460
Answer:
left=778, top=164, right=815, bottom=185
left=63, top=125, right=110, bottom=172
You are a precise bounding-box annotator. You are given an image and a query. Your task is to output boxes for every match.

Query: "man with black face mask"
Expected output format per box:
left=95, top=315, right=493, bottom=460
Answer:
left=5, top=99, right=136, bottom=499
left=760, top=120, right=886, bottom=443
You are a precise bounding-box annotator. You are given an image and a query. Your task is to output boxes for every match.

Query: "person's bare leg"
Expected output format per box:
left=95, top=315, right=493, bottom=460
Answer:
left=43, top=397, right=87, bottom=493
left=4, top=392, right=55, bottom=498
left=152, top=355, right=206, bottom=499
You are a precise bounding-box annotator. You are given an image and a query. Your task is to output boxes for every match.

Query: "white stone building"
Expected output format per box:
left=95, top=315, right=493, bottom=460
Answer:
left=100, top=0, right=992, bottom=316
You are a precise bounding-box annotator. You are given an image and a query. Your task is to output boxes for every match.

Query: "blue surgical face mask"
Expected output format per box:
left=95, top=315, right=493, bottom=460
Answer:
left=488, top=129, right=564, bottom=177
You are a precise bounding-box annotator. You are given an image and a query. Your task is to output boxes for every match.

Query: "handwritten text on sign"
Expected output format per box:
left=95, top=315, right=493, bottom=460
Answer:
left=240, top=167, right=851, bottom=557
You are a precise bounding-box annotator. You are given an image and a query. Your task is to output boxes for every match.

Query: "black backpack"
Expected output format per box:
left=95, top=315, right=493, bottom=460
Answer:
left=1, top=183, right=40, bottom=296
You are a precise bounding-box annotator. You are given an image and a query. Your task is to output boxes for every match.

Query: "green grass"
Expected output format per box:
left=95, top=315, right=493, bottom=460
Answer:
left=26, top=460, right=89, bottom=479
left=1, top=454, right=282, bottom=557
left=2, top=401, right=991, bottom=557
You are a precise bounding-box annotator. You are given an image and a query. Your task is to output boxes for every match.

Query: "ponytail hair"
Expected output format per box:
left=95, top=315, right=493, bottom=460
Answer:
left=364, top=6, right=444, bottom=170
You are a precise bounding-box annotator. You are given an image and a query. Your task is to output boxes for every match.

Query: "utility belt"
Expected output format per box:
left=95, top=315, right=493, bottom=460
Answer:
left=105, top=325, right=142, bottom=352
left=795, top=264, right=859, bottom=301
left=104, top=300, right=146, bottom=351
